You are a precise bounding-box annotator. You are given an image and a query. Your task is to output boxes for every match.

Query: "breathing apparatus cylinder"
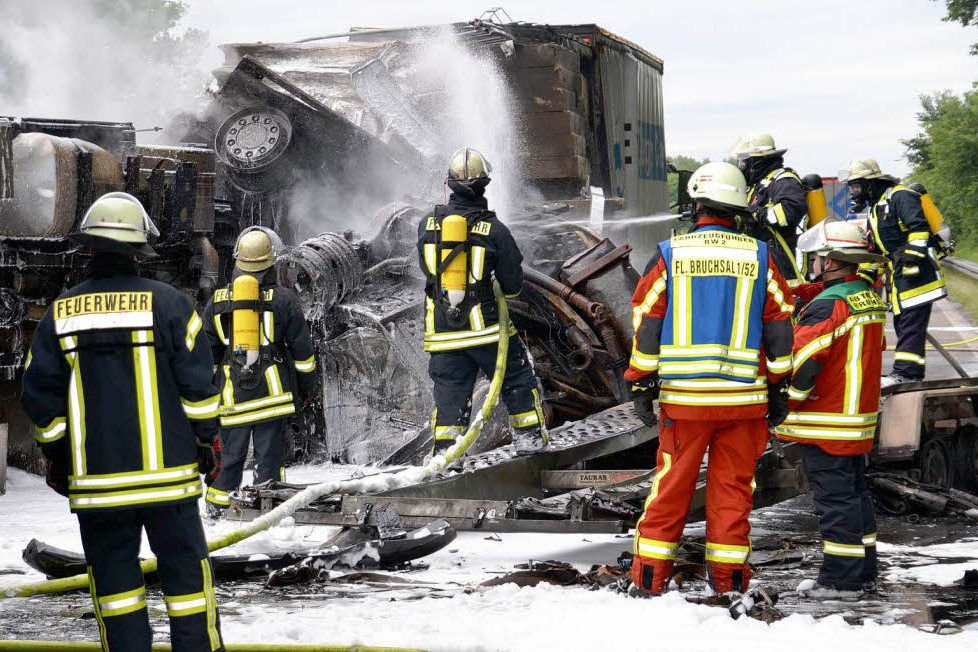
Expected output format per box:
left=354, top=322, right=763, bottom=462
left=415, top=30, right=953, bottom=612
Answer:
left=232, top=274, right=260, bottom=369
left=802, top=174, right=828, bottom=226
left=908, top=182, right=949, bottom=243
left=440, top=214, right=468, bottom=308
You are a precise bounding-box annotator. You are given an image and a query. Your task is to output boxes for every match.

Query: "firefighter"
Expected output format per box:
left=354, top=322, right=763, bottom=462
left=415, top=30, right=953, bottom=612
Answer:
left=843, top=159, right=947, bottom=385
left=203, top=227, right=317, bottom=515
left=418, top=147, right=547, bottom=456
left=776, top=220, right=887, bottom=600
left=626, top=162, right=795, bottom=597
left=731, top=133, right=808, bottom=286
left=21, top=192, right=225, bottom=651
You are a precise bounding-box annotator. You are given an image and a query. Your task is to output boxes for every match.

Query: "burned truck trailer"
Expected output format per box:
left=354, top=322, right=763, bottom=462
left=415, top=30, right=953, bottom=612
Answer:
left=192, top=20, right=669, bottom=239
left=181, top=21, right=670, bottom=463
left=0, top=21, right=669, bottom=476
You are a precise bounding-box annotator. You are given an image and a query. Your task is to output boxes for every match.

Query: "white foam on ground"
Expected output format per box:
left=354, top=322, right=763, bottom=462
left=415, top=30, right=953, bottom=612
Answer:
left=3, top=468, right=978, bottom=650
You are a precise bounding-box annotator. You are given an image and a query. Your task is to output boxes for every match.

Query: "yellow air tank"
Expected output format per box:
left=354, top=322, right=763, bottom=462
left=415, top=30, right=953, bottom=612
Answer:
left=440, top=214, right=468, bottom=308
left=232, top=274, right=260, bottom=368
left=802, top=174, right=828, bottom=226
left=908, top=183, right=947, bottom=237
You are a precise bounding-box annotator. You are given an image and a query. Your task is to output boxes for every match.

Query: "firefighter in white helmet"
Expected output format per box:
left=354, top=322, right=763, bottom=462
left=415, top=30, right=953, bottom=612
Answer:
left=22, top=192, right=225, bottom=650
left=418, top=147, right=547, bottom=456
left=202, top=226, right=318, bottom=515
left=777, top=219, right=887, bottom=600
left=731, top=133, right=808, bottom=286
left=842, top=158, right=947, bottom=386
left=626, top=162, right=794, bottom=598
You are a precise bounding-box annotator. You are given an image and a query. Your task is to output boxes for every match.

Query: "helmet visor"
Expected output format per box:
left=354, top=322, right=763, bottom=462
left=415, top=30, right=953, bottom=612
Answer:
left=797, top=221, right=829, bottom=254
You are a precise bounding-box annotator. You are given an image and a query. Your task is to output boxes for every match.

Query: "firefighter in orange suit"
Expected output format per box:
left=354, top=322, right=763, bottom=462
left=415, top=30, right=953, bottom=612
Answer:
left=626, top=162, right=795, bottom=597
left=776, top=220, right=887, bottom=600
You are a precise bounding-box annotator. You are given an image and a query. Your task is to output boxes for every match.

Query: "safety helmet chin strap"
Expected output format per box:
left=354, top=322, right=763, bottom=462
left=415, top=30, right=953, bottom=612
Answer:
left=813, top=255, right=855, bottom=282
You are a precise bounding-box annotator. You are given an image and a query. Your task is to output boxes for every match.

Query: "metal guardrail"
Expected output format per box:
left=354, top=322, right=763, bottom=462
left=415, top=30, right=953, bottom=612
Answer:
left=943, top=256, right=978, bottom=280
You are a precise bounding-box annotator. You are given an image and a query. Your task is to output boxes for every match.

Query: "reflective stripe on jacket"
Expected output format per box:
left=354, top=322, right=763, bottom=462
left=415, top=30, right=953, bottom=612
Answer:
left=625, top=216, right=795, bottom=420
left=747, top=167, right=808, bottom=285
left=868, top=185, right=947, bottom=313
left=417, top=194, right=524, bottom=352
left=776, top=278, right=886, bottom=455
left=204, top=284, right=316, bottom=427
left=21, top=269, right=219, bottom=512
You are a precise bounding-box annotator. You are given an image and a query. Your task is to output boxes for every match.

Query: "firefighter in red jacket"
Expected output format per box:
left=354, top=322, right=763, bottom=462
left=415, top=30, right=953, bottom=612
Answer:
left=626, top=162, right=795, bottom=597
left=776, top=220, right=887, bottom=600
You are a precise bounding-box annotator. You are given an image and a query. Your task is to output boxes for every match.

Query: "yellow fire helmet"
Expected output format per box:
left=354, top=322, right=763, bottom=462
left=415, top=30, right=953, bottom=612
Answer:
left=233, top=227, right=279, bottom=272
left=839, top=158, right=898, bottom=183
left=730, top=132, right=787, bottom=161
left=448, top=147, right=492, bottom=181
left=71, top=192, right=159, bottom=257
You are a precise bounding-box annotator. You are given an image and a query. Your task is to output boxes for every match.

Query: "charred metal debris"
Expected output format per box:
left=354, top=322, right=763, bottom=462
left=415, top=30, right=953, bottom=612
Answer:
left=1, top=20, right=670, bottom=469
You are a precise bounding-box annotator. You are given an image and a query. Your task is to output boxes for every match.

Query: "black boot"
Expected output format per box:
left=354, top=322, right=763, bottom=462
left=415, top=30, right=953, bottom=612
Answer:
left=513, top=427, right=547, bottom=455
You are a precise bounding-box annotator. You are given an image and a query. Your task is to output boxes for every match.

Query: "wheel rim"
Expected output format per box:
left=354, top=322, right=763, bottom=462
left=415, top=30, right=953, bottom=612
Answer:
left=920, top=438, right=952, bottom=488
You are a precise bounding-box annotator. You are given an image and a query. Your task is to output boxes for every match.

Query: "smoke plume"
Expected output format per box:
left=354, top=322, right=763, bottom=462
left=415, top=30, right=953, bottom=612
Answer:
left=0, top=0, right=209, bottom=139
left=281, top=26, right=527, bottom=242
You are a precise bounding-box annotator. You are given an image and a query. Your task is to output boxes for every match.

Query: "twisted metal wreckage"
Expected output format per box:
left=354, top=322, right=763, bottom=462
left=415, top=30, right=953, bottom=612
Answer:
left=3, top=21, right=978, bottom=594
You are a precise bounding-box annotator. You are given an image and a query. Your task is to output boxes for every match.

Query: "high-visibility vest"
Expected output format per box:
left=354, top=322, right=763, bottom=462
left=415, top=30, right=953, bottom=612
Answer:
left=658, top=226, right=769, bottom=383
left=776, top=279, right=886, bottom=455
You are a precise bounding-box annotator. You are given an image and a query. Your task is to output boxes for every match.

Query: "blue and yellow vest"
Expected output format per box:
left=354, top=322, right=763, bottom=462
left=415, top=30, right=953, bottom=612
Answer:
left=658, top=226, right=769, bottom=383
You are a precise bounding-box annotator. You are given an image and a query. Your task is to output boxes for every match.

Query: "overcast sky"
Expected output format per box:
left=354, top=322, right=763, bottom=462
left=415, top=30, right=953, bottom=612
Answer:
left=183, top=0, right=977, bottom=177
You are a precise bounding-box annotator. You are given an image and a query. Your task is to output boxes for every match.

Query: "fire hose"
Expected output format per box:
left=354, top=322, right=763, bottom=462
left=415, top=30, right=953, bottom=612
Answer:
left=2, top=282, right=510, bottom=600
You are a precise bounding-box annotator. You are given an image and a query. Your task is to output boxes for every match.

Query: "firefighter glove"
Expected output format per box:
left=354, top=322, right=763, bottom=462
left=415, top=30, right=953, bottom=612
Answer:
left=630, top=377, right=659, bottom=427
left=44, top=456, right=69, bottom=497
left=297, top=371, right=319, bottom=406
left=766, top=378, right=790, bottom=428
left=196, top=436, right=223, bottom=486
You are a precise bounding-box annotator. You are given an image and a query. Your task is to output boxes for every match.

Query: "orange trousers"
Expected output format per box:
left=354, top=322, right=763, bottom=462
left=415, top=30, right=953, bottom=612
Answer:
left=631, top=413, right=768, bottom=594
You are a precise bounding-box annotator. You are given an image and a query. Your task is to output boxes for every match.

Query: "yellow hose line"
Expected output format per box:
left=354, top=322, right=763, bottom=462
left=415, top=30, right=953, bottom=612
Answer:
left=0, top=642, right=425, bottom=652
left=2, top=283, right=510, bottom=600
left=440, top=280, right=509, bottom=466
left=883, top=334, right=978, bottom=351
left=927, top=334, right=978, bottom=347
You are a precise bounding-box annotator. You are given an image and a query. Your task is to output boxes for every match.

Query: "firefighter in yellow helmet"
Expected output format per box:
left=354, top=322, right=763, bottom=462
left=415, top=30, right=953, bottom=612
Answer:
left=842, top=158, right=947, bottom=386
left=202, top=226, right=318, bottom=515
left=418, top=147, right=547, bottom=456
left=21, top=192, right=225, bottom=651
left=731, top=133, right=808, bottom=286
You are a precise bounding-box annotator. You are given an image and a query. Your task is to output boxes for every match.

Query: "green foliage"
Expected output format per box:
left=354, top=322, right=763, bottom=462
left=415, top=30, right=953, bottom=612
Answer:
left=89, top=0, right=207, bottom=65
left=940, top=0, right=978, bottom=54
left=667, top=155, right=710, bottom=209
left=904, top=85, right=978, bottom=249
left=945, top=267, right=978, bottom=318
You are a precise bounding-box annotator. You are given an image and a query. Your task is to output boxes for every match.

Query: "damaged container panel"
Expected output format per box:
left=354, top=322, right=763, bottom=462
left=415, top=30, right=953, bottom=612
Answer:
left=202, top=21, right=669, bottom=242
left=488, top=23, right=667, bottom=216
